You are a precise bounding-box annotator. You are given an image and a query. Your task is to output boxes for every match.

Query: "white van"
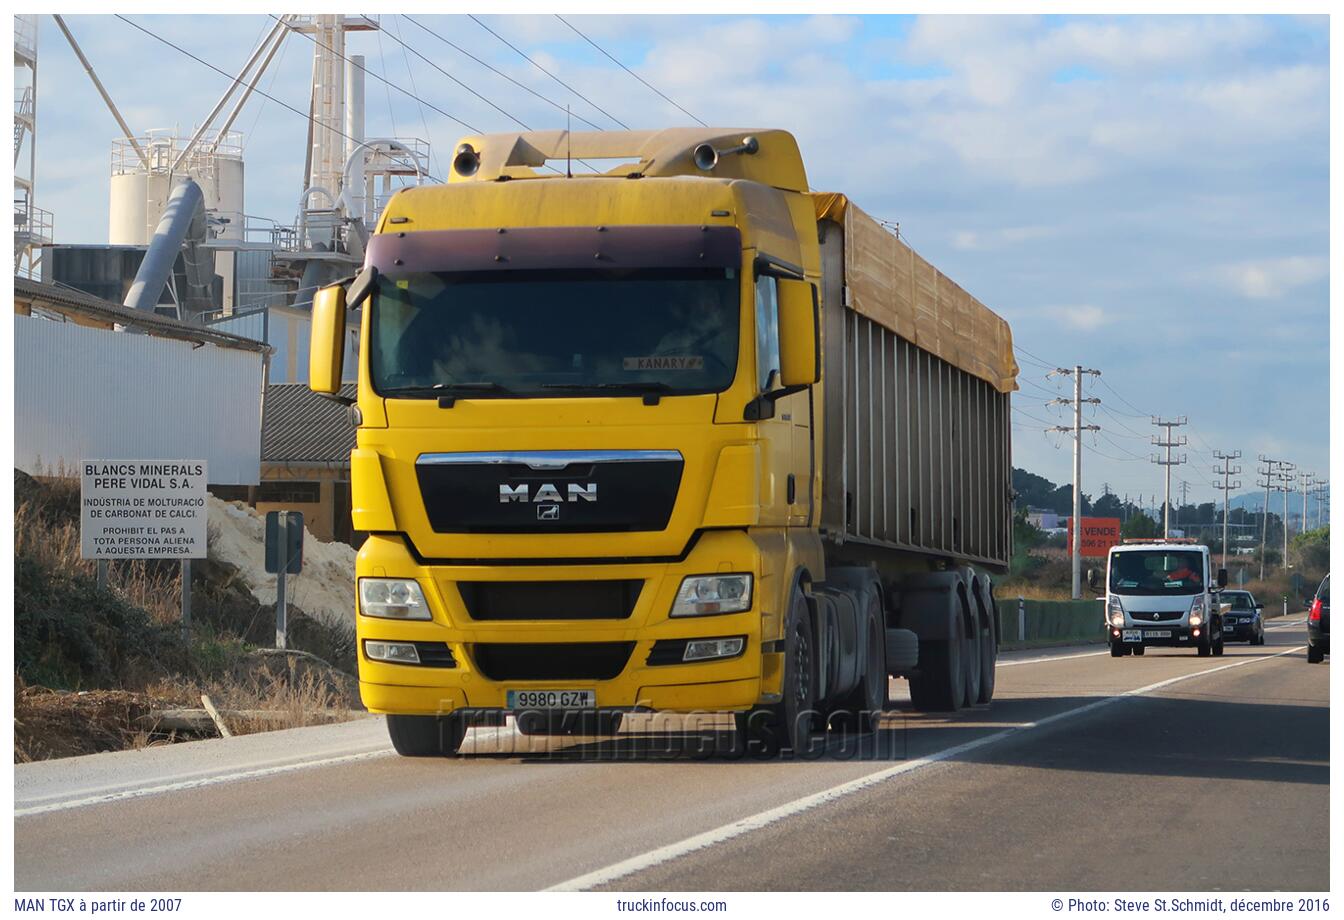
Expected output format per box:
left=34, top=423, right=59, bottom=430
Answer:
left=1092, top=540, right=1228, bottom=658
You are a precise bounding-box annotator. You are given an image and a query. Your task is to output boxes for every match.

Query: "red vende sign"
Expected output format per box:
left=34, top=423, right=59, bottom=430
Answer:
left=1066, top=517, right=1122, bottom=557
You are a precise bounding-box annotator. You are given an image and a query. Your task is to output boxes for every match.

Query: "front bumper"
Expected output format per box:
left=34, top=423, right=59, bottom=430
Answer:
left=352, top=531, right=774, bottom=716
left=1109, top=623, right=1205, bottom=646
left=1222, top=620, right=1259, bottom=640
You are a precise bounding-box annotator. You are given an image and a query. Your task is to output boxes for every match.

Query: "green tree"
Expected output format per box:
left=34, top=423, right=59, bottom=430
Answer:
left=1122, top=512, right=1160, bottom=540
left=1291, top=526, right=1330, bottom=576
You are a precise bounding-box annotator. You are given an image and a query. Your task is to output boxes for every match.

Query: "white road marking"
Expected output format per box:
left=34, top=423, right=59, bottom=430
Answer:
left=17, top=725, right=506, bottom=818
left=548, top=645, right=1304, bottom=891
left=998, top=650, right=1108, bottom=667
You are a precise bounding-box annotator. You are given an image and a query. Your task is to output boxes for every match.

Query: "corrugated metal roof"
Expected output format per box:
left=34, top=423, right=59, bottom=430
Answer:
left=13, top=276, right=273, bottom=354
left=262, top=383, right=358, bottom=464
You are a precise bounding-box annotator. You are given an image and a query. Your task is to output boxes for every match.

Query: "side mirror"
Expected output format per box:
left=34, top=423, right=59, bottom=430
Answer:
left=1254, top=603, right=1264, bottom=610
left=1087, top=568, right=1099, bottom=591
left=309, top=284, right=347, bottom=394
left=1217, top=568, right=1228, bottom=589
left=776, top=279, right=819, bottom=387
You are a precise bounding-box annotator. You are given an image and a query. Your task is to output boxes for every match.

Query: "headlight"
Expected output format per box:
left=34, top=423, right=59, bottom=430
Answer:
left=1107, top=596, right=1125, bottom=627
left=671, top=574, right=752, bottom=617
left=359, top=578, right=430, bottom=620
left=1189, top=599, right=1204, bottom=626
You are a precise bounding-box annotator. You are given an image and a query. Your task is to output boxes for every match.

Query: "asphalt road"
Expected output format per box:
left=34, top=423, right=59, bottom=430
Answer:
left=14, top=618, right=1326, bottom=891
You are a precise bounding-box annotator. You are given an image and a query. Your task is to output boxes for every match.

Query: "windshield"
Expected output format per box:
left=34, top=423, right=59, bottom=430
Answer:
left=1228, top=593, right=1254, bottom=610
left=1109, top=550, right=1205, bottom=596
left=370, top=268, right=740, bottom=397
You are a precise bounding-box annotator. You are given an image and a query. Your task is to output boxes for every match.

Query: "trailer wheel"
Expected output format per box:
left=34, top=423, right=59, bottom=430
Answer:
left=975, top=593, right=997, bottom=705
left=831, top=589, right=886, bottom=734
left=961, top=600, right=982, bottom=709
left=908, top=613, right=964, bottom=712
left=386, top=713, right=467, bottom=757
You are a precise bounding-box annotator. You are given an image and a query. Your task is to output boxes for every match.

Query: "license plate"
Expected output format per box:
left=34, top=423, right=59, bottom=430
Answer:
left=1144, top=630, right=1172, bottom=639
left=1122, top=630, right=1142, bottom=642
left=506, top=689, right=596, bottom=710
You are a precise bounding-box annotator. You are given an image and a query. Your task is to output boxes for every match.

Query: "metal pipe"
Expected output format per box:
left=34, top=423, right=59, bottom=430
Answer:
left=124, top=178, right=205, bottom=312
left=52, top=15, right=149, bottom=168
left=210, top=18, right=292, bottom=150
left=173, top=16, right=289, bottom=171
left=337, top=138, right=419, bottom=221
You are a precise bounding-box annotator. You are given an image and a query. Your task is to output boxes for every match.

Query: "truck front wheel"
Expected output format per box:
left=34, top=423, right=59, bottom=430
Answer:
left=735, top=583, right=819, bottom=756
left=386, top=713, right=467, bottom=757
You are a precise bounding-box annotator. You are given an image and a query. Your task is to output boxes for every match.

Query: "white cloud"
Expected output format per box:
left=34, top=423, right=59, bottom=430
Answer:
left=1205, top=256, right=1328, bottom=299
left=1043, top=304, right=1112, bottom=331
left=952, top=225, right=1055, bottom=251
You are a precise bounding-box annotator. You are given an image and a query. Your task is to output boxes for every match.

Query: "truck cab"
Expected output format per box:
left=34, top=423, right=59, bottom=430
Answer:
left=1101, top=539, right=1228, bottom=657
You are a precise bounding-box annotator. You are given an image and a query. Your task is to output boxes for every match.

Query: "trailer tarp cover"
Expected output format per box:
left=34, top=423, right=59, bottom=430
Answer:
left=814, top=192, right=1018, bottom=394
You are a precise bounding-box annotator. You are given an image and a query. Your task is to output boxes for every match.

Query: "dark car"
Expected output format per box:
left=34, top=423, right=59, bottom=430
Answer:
left=1307, top=574, right=1329, bottom=663
left=1220, top=590, right=1265, bottom=645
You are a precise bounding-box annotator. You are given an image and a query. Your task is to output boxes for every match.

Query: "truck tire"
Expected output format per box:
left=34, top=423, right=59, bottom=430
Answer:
left=387, top=713, right=467, bottom=757
left=961, top=602, right=982, bottom=709
left=1197, top=635, right=1212, bottom=657
left=1212, top=625, right=1225, bottom=656
left=831, top=589, right=886, bottom=734
left=909, top=607, right=965, bottom=712
left=885, top=628, right=919, bottom=676
left=1110, top=640, right=1126, bottom=657
left=974, top=582, right=996, bottom=705
left=737, top=582, right=819, bottom=755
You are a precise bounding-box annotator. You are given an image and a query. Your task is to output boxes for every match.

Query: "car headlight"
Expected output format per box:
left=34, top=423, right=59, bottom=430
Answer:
left=671, top=574, right=752, bottom=617
left=1107, top=596, right=1125, bottom=627
left=359, top=578, right=430, bottom=620
left=1189, top=599, right=1204, bottom=626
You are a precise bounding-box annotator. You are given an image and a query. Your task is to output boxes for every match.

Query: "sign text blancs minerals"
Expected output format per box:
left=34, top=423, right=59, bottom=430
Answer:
left=81, top=460, right=208, bottom=559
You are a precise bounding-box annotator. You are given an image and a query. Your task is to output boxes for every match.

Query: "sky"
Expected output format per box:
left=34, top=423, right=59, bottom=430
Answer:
left=21, top=13, right=1330, bottom=508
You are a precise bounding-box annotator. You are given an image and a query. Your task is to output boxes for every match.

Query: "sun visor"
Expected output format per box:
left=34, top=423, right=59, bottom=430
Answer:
left=366, top=225, right=742, bottom=275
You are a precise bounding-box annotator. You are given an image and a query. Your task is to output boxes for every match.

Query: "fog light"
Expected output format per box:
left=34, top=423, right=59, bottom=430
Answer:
left=683, top=636, right=746, bottom=662
left=364, top=640, right=420, bottom=664
left=1192, top=628, right=1201, bottom=638
left=1112, top=628, right=1121, bottom=637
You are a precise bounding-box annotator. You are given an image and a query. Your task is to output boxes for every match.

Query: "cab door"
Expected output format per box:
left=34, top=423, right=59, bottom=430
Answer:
left=752, top=274, right=811, bottom=526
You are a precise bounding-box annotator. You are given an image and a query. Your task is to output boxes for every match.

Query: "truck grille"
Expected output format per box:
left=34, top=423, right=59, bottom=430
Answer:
left=415, top=450, right=683, bottom=534
left=457, top=580, right=643, bottom=621
left=1130, top=610, right=1184, bottom=622
left=471, top=642, right=635, bottom=681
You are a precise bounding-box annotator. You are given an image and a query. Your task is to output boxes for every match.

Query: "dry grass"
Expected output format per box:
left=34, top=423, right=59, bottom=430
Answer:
left=15, top=471, right=362, bottom=761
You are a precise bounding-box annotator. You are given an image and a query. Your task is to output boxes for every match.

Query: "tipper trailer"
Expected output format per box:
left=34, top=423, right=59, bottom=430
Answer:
left=308, top=127, right=1020, bottom=756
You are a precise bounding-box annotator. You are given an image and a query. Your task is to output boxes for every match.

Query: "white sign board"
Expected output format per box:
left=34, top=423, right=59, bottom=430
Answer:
left=81, top=460, right=208, bottom=559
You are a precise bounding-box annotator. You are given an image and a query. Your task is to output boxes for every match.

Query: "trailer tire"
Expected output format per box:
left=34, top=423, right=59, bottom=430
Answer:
left=386, top=713, right=467, bottom=757
left=909, top=607, right=965, bottom=713
left=961, top=603, right=982, bottom=709
left=973, top=581, right=996, bottom=706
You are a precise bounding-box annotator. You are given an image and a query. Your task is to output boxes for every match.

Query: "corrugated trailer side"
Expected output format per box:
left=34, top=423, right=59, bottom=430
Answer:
left=815, top=195, right=1017, bottom=571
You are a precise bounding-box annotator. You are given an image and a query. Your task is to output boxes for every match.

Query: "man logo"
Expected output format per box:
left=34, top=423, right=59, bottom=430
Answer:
left=499, top=483, right=597, bottom=503
left=537, top=505, right=560, bottom=521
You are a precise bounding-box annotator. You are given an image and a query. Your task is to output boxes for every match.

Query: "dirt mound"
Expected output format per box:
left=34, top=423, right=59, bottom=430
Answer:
left=14, top=677, right=194, bottom=763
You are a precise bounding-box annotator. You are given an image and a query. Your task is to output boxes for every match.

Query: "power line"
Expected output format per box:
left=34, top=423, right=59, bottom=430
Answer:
left=401, top=14, right=606, bottom=131
left=268, top=14, right=484, bottom=135
left=364, top=16, right=537, bottom=133
left=389, top=15, right=443, bottom=179
left=112, top=15, right=445, bottom=184
left=1097, top=376, right=1150, bottom=417
left=468, top=14, right=630, bottom=130
left=554, top=14, right=705, bottom=127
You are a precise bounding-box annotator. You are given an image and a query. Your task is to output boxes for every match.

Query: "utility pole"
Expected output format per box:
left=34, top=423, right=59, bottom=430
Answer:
left=1256, top=456, right=1287, bottom=579
left=1279, top=465, right=1296, bottom=570
left=1151, top=417, right=1188, bottom=539
left=1299, top=472, right=1314, bottom=535
left=1046, top=365, right=1101, bottom=599
left=1212, top=450, right=1242, bottom=569
left=1316, top=481, right=1329, bottom=530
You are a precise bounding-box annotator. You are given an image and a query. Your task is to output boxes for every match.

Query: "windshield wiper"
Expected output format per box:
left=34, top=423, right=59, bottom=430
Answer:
left=381, top=382, right=514, bottom=407
left=540, top=382, right=672, bottom=405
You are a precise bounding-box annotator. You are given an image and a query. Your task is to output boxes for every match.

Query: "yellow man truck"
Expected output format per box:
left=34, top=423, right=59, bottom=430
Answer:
left=309, top=128, right=1018, bottom=756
